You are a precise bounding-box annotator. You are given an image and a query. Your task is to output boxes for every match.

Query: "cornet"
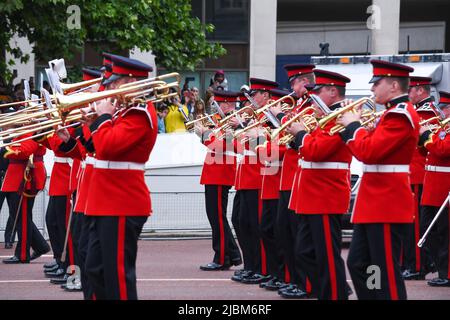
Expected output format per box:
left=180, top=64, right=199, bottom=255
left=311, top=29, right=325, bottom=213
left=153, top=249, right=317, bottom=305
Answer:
left=271, top=106, right=318, bottom=145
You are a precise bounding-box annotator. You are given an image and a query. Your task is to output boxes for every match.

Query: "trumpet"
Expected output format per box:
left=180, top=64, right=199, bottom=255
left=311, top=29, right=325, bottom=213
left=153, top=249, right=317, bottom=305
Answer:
left=271, top=106, right=318, bottom=145
left=254, top=93, right=297, bottom=116
left=319, top=96, right=375, bottom=134
left=185, top=113, right=219, bottom=132
left=212, top=106, right=256, bottom=136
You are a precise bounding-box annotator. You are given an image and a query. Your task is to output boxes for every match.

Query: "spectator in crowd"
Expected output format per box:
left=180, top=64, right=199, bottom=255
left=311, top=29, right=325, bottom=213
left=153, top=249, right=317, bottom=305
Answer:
left=189, top=99, right=206, bottom=121
left=43, top=80, right=52, bottom=94
left=191, top=87, right=200, bottom=101
left=209, top=70, right=228, bottom=91
left=183, top=89, right=196, bottom=114
left=157, top=104, right=169, bottom=133
left=165, top=94, right=190, bottom=133
left=204, top=88, right=215, bottom=114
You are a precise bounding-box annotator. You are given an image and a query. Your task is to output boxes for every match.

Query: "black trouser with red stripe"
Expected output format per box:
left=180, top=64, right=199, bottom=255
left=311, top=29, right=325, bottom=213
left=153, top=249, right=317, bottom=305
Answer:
left=73, top=213, right=94, bottom=299
left=276, top=191, right=309, bottom=289
left=402, top=184, right=432, bottom=273
left=204, top=185, right=241, bottom=265
left=260, top=199, right=283, bottom=278
left=45, top=195, right=75, bottom=269
left=421, top=205, right=449, bottom=280
left=13, top=194, right=49, bottom=261
left=295, top=214, right=348, bottom=300
left=231, top=190, right=243, bottom=255
left=239, top=190, right=263, bottom=273
left=85, top=215, right=147, bottom=300
left=347, top=223, right=408, bottom=300
left=2, top=191, right=17, bottom=243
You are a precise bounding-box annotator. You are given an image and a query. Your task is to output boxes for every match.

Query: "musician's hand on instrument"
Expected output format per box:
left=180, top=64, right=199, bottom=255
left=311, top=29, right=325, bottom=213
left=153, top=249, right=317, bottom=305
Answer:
left=228, top=117, right=241, bottom=129
left=286, top=121, right=306, bottom=136
left=80, top=104, right=95, bottom=126
left=56, top=126, right=71, bottom=143
left=269, top=104, right=283, bottom=116
left=340, top=99, right=355, bottom=108
left=194, top=122, right=207, bottom=137
left=95, top=98, right=117, bottom=116
left=419, top=125, right=430, bottom=135
left=336, top=109, right=362, bottom=127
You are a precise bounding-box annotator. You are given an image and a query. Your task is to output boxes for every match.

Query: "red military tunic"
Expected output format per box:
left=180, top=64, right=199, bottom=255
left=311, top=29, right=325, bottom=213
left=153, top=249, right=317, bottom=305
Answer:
left=421, top=129, right=450, bottom=207
left=1, top=134, right=46, bottom=192
left=410, top=98, right=437, bottom=185
left=234, top=137, right=263, bottom=190
left=293, top=119, right=352, bottom=214
left=36, top=133, right=72, bottom=196
left=85, top=102, right=157, bottom=216
left=340, top=95, right=420, bottom=223
left=200, top=131, right=236, bottom=186
left=256, top=139, right=282, bottom=200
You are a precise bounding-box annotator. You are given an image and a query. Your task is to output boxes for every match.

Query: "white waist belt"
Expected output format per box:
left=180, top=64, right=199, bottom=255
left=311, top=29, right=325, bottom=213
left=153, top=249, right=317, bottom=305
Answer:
left=242, top=150, right=257, bottom=157
left=85, top=156, right=96, bottom=165
left=426, top=165, right=450, bottom=173
left=207, top=151, right=236, bottom=157
left=362, top=164, right=409, bottom=173
left=300, top=160, right=349, bottom=170
left=54, top=157, right=73, bottom=165
left=94, top=160, right=145, bottom=171
left=265, top=161, right=282, bottom=167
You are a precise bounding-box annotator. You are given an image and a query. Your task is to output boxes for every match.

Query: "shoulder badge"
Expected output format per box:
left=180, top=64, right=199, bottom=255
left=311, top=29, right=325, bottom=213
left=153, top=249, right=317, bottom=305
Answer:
left=439, top=131, right=446, bottom=140
left=386, top=102, right=414, bottom=128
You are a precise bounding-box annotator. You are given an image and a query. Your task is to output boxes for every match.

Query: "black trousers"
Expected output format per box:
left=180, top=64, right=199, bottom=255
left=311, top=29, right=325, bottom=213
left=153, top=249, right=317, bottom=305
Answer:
left=231, top=190, right=242, bottom=255
left=204, top=185, right=241, bottom=265
left=238, top=190, right=262, bottom=273
left=402, top=184, right=432, bottom=273
left=421, top=205, right=449, bottom=279
left=13, top=194, right=49, bottom=261
left=347, top=223, right=408, bottom=300
left=276, top=191, right=301, bottom=284
left=260, top=199, right=283, bottom=278
left=74, top=213, right=94, bottom=299
left=85, top=215, right=147, bottom=300
left=1, top=191, right=17, bottom=243
left=295, top=214, right=348, bottom=300
left=46, top=195, right=74, bottom=268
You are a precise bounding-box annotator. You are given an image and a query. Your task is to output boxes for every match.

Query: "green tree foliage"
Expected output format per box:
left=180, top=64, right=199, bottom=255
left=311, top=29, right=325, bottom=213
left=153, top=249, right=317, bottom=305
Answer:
left=0, top=0, right=225, bottom=82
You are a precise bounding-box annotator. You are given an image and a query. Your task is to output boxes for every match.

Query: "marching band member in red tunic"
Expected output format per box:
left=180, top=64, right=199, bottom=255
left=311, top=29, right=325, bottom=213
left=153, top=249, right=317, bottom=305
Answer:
left=1, top=134, right=50, bottom=264
left=195, top=90, right=242, bottom=271
left=270, top=64, right=316, bottom=298
left=419, top=91, right=450, bottom=287
left=337, top=60, right=419, bottom=300
left=402, top=76, right=438, bottom=280
left=83, top=54, right=156, bottom=300
left=287, top=69, right=352, bottom=300
left=231, top=78, right=278, bottom=284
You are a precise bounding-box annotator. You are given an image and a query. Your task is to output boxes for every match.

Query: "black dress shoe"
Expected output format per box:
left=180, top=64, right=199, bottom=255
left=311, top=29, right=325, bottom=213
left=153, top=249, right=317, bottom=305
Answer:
left=280, top=287, right=310, bottom=299
left=4, top=242, right=13, bottom=249
left=45, top=268, right=65, bottom=278
left=402, top=269, right=426, bottom=280
left=241, top=273, right=272, bottom=284
left=44, top=260, right=58, bottom=269
left=3, top=256, right=29, bottom=264
left=50, top=274, right=69, bottom=284
left=231, top=270, right=253, bottom=282
left=233, top=269, right=245, bottom=276
left=264, top=278, right=289, bottom=291
left=278, top=284, right=297, bottom=295
left=199, top=262, right=230, bottom=271
left=427, top=278, right=450, bottom=287
left=44, top=264, right=60, bottom=273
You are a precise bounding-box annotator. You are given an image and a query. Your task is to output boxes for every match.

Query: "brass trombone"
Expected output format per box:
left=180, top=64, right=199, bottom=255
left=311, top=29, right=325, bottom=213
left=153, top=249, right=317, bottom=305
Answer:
left=0, top=81, right=179, bottom=146
left=60, top=77, right=103, bottom=94
left=185, top=113, right=219, bottom=132
left=212, top=106, right=257, bottom=136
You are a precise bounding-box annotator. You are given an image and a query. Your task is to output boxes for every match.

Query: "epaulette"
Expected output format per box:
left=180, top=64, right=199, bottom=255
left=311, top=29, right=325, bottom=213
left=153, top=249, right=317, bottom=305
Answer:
left=386, top=102, right=415, bottom=128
